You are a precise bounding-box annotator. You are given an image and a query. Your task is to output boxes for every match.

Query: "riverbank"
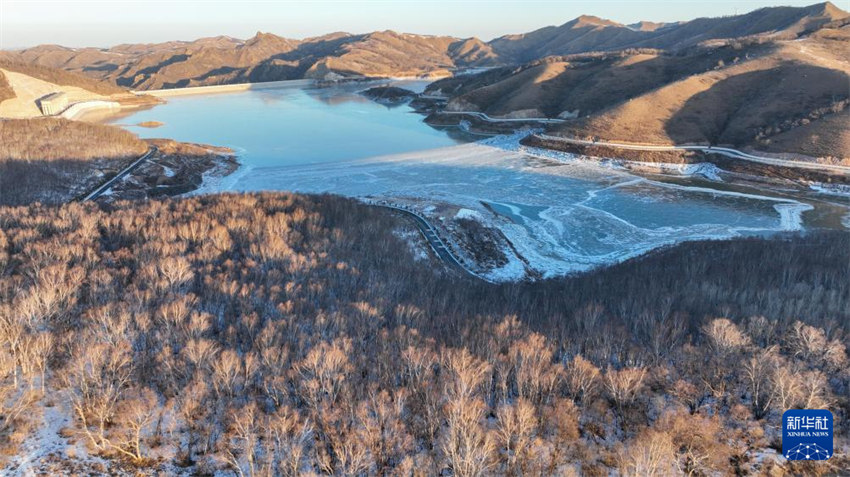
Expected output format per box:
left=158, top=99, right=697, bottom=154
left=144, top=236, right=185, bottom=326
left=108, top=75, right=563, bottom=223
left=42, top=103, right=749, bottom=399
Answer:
left=92, top=139, right=238, bottom=203
left=521, top=134, right=850, bottom=187
left=137, top=73, right=449, bottom=98
left=94, top=80, right=849, bottom=281
left=416, top=101, right=850, bottom=187
left=140, top=79, right=315, bottom=97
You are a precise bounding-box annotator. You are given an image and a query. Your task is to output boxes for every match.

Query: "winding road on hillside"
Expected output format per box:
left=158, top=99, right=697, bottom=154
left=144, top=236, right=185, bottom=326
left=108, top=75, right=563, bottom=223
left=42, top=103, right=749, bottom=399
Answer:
left=81, top=147, right=156, bottom=201
left=362, top=199, right=494, bottom=283
left=432, top=110, right=850, bottom=174
left=531, top=134, right=850, bottom=174
left=437, top=110, right=567, bottom=124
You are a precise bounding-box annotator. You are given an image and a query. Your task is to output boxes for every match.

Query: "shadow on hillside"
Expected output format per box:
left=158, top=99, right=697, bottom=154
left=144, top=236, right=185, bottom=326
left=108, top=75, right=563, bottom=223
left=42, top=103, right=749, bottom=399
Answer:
left=0, top=157, right=130, bottom=206
left=474, top=42, right=777, bottom=118
left=666, top=63, right=849, bottom=147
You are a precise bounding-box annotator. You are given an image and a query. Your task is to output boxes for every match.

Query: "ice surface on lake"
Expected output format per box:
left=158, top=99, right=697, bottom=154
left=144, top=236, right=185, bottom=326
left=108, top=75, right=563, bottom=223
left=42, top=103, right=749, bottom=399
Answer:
left=112, top=84, right=817, bottom=280
left=216, top=141, right=808, bottom=279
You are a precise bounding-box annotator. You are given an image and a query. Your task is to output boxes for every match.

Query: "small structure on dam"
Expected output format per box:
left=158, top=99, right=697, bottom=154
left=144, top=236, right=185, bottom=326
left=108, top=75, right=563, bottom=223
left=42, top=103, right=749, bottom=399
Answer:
left=37, top=92, right=69, bottom=115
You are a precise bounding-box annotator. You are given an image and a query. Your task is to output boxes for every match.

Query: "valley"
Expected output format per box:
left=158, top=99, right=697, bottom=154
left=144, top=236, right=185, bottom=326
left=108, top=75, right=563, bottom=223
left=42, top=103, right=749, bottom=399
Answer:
left=1, top=2, right=849, bottom=475
left=102, top=81, right=848, bottom=281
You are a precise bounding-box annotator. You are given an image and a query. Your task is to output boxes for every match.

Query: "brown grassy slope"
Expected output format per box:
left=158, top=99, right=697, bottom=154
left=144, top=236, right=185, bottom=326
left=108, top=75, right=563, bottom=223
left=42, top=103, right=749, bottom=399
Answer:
left=436, top=28, right=849, bottom=159
left=0, top=119, right=147, bottom=205
left=304, top=31, right=458, bottom=78
left=567, top=60, right=845, bottom=146
left=0, top=71, right=14, bottom=104
left=8, top=31, right=466, bottom=90
left=5, top=3, right=846, bottom=91
left=5, top=2, right=848, bottom=92
left=489, top=2, right=849, bottom=62
left=489, top=15, right=647, bottom=63
left=559, top=33, right=850, bottom=158
left=11, top=44, right=121, bottom=77
left=448, top=38, right=500, bottom=67
left=11, top=30, right=471, bottom=89
left=0, top=60, right=126, bottom=95
left=119, top=32, right=302, bottom=89
left=10, top=32, right=301, bottom=90
left=431, top=43, right=774, bottom=117
left=763, top=108, right=850, bottom=162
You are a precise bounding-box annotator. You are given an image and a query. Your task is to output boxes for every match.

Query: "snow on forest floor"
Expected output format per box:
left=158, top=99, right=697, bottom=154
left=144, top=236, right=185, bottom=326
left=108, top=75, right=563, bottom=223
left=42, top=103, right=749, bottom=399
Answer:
left=3, top=397, right=191, bottom=476
left=3, top=399, right=121, bottom=476
left=197, top=133, right=830, bottom=281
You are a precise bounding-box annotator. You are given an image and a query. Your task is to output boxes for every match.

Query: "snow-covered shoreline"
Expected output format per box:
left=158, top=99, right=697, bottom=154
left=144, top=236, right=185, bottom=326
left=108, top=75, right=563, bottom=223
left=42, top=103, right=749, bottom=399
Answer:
left=192, top=135, right=827, bottom=282
left=106, top=82, right=844, bottom=282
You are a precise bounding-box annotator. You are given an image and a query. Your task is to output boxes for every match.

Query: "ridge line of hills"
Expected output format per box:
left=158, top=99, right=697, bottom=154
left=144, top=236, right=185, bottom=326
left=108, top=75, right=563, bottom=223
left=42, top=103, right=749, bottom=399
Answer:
left=0, top=2, right=847, bottom=161
left=2, top=2, right=846, bottom=90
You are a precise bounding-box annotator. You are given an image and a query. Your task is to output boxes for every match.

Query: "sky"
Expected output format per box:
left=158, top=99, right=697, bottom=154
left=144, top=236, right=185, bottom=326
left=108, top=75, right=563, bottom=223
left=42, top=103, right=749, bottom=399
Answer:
left=0, top=0, right=829, bottom=49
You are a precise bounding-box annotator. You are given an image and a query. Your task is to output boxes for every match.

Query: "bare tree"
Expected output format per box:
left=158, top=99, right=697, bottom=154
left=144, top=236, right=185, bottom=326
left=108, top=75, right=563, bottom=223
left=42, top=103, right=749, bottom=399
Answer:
left=20, top=331, right=52, bottom=393
left=264, top=405, right=313, bottom=477
left=151, top=255, right=194, bottom=292
left=358, top=390, right=414, bottom=475
left=564, top=354, right=600, bottom=403
left=0, top=352, right=38, bottom=441
left=443, top=348, right=491, bottom=401
left=112, top=387, right=158, bottom=463
left=769, top=366, right=802, bottom=413
left=741, top=349, right=777, bottom=419
left=211, top=348, right=242, bottom=399
left=65, top=340, right=134, bottom=454
left=619, top=430, right=677, bottom=477
left=297, top=338, right=353, bottom=409
left=604, top=366, right=647, bottom=414
left=703, top=318, right=750, bottom=356
left=506, top=333, right=561, bottom=405
left=495, top=398, right=537, bottom=476
left=0, top=313, right=25, bottom=387
left=225, top=403, right=260, bottom=477
left=442, top=396, right=495, bottom=477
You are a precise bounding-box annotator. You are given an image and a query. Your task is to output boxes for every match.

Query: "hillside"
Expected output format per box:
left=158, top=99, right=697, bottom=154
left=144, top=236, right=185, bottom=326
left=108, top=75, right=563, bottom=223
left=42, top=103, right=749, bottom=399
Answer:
left=0, top=59, right=126, bottom=95
left=488, top=2, right=849, bottom=62
left=0, top=61, right=159, bottom=119
left=0, top=192, right=848, bottom=474
left=6, top=2, right=845, bottom=90
left=426, top=24, right=850, bottom=161
left=0, top=68, right=113, bottom=118
left=563, top=31, right=850, bottom=160
left=302, top=31, right=459, bottom=79
left=0, top=118, right=148, bottom=205
left=8, top=30, right=493, bottom=90
left=0, top=71, right=13, bottom=104
left=0, top=118, right=237, bottom=206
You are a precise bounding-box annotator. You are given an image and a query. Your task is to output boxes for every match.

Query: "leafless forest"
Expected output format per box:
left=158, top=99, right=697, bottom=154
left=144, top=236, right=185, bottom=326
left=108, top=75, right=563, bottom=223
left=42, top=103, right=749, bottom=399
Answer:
left=0, top=193, right=847, bottom=475
left=0, top=119, right=147, bottom=206
left=0, top=119, right=146, bottom=162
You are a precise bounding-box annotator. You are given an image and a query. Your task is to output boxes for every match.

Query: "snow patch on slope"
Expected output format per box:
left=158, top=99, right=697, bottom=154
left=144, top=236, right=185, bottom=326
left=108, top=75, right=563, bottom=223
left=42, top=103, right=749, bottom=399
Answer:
left=455, top=208, right=482, bottom=220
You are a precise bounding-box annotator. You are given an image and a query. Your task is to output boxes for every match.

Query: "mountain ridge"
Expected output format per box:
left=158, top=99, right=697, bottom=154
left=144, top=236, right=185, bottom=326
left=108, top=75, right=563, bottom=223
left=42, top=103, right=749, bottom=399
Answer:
left=424, top=22, right=850, bottom=161
left=3, top=2, right=846, bottom=90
